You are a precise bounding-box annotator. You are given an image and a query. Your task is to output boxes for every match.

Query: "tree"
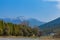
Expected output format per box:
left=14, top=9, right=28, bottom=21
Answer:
left=32, top=27, right=39, bottom=36
left=3, top=23, right=10, bottom=36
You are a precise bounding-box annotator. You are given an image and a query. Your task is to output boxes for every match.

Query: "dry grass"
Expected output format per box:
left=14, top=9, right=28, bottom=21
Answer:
left=0, top=36, right=60, bottom=40
left=40, top=36, right=60, bottom=40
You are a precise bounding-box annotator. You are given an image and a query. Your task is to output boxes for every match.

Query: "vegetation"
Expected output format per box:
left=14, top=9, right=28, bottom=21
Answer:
left=0, top=20, right=41, bottom=37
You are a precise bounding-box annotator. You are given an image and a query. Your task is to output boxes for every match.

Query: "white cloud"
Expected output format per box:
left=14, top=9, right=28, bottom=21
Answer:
left=43, top=0, right=60, bottom=9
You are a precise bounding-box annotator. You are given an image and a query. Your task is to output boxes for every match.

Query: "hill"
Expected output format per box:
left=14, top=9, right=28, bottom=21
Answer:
left=39, top=17, right=60, bottom=33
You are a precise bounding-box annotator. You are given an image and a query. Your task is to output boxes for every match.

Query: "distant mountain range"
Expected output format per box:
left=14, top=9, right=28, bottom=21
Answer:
left=0, top=17, right=45, bottom=27
left=0, top=18, right=22, bottom=24
left=27, top=18, right=44, bottom=27
left=39, top=17, right=60, bottom=33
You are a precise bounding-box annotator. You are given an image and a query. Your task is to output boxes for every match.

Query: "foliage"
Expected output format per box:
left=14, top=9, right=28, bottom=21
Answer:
left=0, top=20, right=41, bottom=37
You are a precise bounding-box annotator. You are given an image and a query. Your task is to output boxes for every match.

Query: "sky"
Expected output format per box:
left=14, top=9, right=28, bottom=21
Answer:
left=0, top=0, right=60, bottom=22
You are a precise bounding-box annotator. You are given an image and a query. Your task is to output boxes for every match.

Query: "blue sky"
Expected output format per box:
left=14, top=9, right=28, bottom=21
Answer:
left=0, top=0, right=60, bottom=22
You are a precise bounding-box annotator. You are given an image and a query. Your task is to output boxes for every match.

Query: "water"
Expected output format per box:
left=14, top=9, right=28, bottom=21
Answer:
left=0, top=38, right=40, bottom=40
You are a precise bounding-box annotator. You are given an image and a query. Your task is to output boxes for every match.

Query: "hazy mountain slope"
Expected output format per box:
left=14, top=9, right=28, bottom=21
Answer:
left=39, top=17, right=60, bottom=32
left=0, top=18, right=22, bottom=24
left=27, top=18, right=44, bottom=27
left=0, top=18, right=45, bottom=27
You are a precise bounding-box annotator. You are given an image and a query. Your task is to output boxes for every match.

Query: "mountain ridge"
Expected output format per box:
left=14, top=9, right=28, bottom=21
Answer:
left=0, top=17, right=45, bottom=27
left=39, top=17, right=60, bottom=33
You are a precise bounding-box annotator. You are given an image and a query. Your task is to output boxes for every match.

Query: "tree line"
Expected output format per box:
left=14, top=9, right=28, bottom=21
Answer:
left=0, top=20, right=42, bottom=37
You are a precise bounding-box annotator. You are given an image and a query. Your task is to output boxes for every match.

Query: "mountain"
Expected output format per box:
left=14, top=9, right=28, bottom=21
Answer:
left=27, top=18, right=44, bottom=27
left=0, top=18, right=22, bottom=24
left=39, top=17, right=60, bottom=33
left=11, top=18, right=22, bottom=24
left=0, top=18, right=11, bottom=22
left=0, top=18, right=45, bottom=27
